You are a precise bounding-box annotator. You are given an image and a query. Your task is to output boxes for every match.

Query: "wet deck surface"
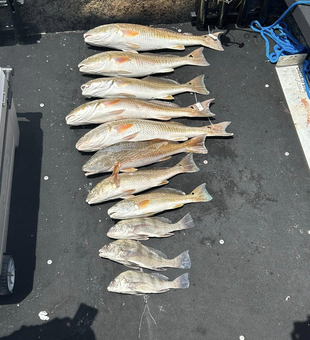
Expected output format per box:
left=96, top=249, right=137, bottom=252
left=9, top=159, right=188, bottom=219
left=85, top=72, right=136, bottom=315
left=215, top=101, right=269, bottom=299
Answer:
left=0, top=23, right=310, bottom=340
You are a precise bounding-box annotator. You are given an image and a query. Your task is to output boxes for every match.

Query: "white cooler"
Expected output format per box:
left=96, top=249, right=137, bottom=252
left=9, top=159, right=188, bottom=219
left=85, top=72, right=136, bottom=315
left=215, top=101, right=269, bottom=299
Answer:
left=0, top=67, right=19, bottom=295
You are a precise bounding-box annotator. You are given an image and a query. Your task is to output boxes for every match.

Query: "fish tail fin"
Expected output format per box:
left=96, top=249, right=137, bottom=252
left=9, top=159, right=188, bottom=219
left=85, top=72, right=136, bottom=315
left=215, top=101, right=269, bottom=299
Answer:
left=186, top=75, right=210, bottom=95
left=176, top=213, right=195, bottom=231
left=172, top=273, right=190, bottom=289
left=186, top=47, right=210, bottom=66
left=189, top=183, right=213, bottom=202
left=201, top=32, right=224, bottom=51
left=175, top=154, right=200, bottom=174
left=183, top=135, right=208, bottom=154
left=187, top=98, right=215, bottom=117
left=174, top=250, right=191, bottom=269
left=204, top=121, right=234, bottom=137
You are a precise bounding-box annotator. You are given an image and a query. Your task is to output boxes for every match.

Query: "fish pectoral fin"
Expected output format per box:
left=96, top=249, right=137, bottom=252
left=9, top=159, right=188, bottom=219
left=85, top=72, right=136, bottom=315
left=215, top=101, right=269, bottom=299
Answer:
left=157, top=180, right=169, bottom=186
left=171, top=44, right=185, bottom=50
left=116, top=80, right=131, bottom=87
left=120, top=189, right=136, bottom=199
left=157, top=116, right=172, bottom=121
left=114, top=123, right=134, bottom=133
left=161, top=95, right=174, bottom=100
left=125, top=42, right=141, bottom=50
left=120, top=29, right=139, bottom=37
left=121, top=167, right=138, bottom=172
left=173, top=203, right=184, bottom=209
left=104, top=99, right=121, bottom=107
left=119, top=93, right=136, bottom=98
left=161, top=233, right=174, bottom=237
left=171, top=137, right=189, bottom=141
left=156, top=68, right=175, bottom=73
left=137, top=199, right=151, bottom=209
left=109, top=109, right=126, bottom=116
left=114, top=56, right=131, bottom=64
left=158, top=156, right=172, bottom=162
left=121, top=131, right=140, bottom=141
left=118, top=70, right=133, bottom=75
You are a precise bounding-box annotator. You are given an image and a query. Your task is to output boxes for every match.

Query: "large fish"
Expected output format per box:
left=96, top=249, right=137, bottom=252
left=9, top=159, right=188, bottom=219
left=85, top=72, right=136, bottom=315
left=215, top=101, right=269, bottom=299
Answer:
left=86, top=154, right=199, bottom=204
left=78, top=48, right=209, bottom=77
left=107, top=212, right=195, bottom=240
left=84, top=23, right=223, bottom=52
left=81, top=75, right=209, bottom=100
left=66, top=98, right=215, bottom=126
left=82, top=135, right=208, bottom=176
left=108, top=183, right=213, bottom=219
left=107, top=270, right=190, bottom=295
left=99, top=239, right=191, bottom=271
left=76, top=118, right=233, bottom=152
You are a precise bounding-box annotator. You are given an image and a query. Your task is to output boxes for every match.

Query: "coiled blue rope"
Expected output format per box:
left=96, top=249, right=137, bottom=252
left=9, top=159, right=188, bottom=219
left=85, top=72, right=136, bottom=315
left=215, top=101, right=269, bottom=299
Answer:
left=251, top=1, right=310, bottom=98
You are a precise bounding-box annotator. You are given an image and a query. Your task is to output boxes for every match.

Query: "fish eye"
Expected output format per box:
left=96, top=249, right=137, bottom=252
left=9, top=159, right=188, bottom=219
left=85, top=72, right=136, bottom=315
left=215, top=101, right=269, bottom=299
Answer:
left=190, top=106, right=195, bottom=110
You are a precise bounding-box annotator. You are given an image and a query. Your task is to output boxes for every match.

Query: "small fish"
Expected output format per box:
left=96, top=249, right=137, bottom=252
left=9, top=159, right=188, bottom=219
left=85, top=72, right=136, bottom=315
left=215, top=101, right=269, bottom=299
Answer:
left=107, top=212, right=195, bottom=240
left=65, top=98, right=215, bottom=126
left=107, top=270, right=190, bottom=295
left=83, top=135, right=208, bottom=176
left=84, top=23, right=223, bottom=52
left=76, top=118, right=232, bottom=152
left=108, top=183, right=212, bottom=219
left=99, top=239, right=191, bottom=271
left=78, top=48, right=209, bottom=77
left=86, top=154, right=199, bottom=204
left=81, top=74, right=209, bottom=100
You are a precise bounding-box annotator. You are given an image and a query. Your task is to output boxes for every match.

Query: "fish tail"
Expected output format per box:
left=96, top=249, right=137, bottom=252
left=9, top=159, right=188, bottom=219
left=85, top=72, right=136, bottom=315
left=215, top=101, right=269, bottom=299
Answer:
left=183, top=135, right=208, bottom=154
left=200, top=32, right=224, bottom=51
left=186, top=75, right=210, bottom=95
left=174, top=250, right=191, bottom=269
left=203, top=121, right=234, bottom=137
left=175, top=213, right=195, bottom=231
left=186, top=47, right=210, bottom=67
left=175, top=154, right=200, bottom=174
left=189, top=183, right=213, bottom=202
left=172, top=273, right=190, bottom=289
left=187, top=98, right=215, bottom=117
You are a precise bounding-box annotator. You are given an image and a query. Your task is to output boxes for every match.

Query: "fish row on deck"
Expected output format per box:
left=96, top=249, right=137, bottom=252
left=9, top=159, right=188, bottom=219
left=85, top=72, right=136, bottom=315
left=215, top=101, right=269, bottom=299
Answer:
left=66, top=23, right=232, bottom=295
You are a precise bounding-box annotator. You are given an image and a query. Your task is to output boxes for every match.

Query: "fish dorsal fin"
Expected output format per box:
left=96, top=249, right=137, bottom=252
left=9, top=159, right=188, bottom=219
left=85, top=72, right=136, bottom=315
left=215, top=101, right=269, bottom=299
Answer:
left=149, top=272, right=169, bottom=281
left=147, top=246, right=168, bottom=259
left=142, top=76, right=180, bottom=85
left=149, top=100, right=180, bottom=108
left=152, top=187, right=186, bottom=195
left=151, top=216, right=172, bottom=223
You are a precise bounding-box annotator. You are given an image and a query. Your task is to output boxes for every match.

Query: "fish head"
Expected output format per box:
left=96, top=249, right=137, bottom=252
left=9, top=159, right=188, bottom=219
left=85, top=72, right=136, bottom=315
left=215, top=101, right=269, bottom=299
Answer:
left=65, top=102, right=98, bottom=126
left=84, top=25, right=118, bottom=47
left=82, top=150, right=113, bottom=176
left=76, top=124, right=111, bottom=152
left=107, top=276, right=128, bottom=293
left=81, top=79, right=114, bottom=97
left=78, top=53, right=111, bottom=74
left=108, top=200, right=136, bottom=220
left=107, top=221, right=128, bottom=239
left=98, top=242, right=118, bottom=259
left=86, top=178, right=114, bottom=204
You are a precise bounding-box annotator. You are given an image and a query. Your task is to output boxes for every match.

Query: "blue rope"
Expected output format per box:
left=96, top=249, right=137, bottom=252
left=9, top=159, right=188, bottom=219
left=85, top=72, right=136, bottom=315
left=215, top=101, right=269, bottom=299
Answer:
left=251, top=1, right=310, bottom=98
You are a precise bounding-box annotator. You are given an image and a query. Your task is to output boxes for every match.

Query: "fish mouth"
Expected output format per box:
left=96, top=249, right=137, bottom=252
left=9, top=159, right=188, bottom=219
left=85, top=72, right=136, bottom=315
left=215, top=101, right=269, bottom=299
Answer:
left=65, top=114, right=74, bottom=125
